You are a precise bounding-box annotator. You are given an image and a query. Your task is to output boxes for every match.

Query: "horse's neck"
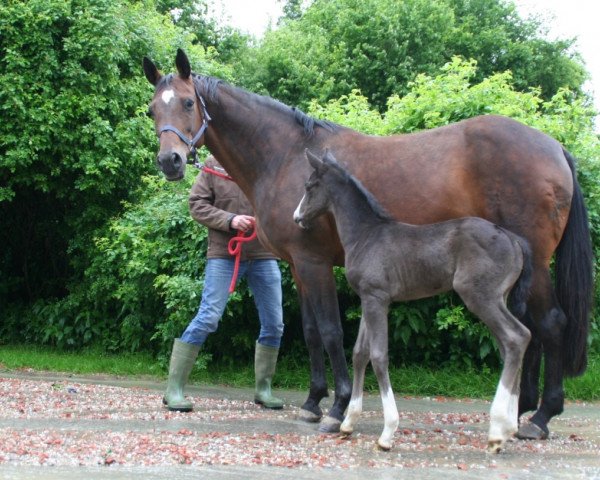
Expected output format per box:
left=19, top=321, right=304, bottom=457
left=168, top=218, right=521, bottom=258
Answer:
left=203, top=84, right=302, bottom=198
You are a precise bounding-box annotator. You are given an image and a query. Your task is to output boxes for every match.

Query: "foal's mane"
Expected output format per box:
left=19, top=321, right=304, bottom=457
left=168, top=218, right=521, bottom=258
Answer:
left=327, top=158, right=394, bottom=222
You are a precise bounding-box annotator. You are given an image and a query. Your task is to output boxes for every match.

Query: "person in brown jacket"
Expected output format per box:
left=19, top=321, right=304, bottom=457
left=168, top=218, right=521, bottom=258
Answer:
left=163, top=156, right=285, bottom=411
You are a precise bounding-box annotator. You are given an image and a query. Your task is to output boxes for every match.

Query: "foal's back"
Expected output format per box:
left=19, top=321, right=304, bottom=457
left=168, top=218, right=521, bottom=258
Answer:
left=346, top=216, right=524, bottom=304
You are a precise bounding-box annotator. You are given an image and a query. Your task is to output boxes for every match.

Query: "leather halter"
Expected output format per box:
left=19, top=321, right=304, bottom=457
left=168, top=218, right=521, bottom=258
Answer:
left=157, top=78, right=211, bottom=162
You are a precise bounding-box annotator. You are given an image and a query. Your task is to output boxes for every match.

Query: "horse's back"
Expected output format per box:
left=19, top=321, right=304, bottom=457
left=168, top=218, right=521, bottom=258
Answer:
left=329, top=115, right=572, bottom=263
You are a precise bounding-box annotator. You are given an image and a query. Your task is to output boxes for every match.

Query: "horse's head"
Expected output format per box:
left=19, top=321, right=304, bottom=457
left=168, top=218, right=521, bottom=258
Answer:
left=143, top=49, right=210, bottom=181
left=293, top=149, right=338, bottom=229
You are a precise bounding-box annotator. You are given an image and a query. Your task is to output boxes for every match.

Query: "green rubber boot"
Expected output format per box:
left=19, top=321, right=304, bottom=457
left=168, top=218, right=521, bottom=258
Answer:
left=162, top=339, right=200, bottom=412
left=254, top=342, right=284, bottom=409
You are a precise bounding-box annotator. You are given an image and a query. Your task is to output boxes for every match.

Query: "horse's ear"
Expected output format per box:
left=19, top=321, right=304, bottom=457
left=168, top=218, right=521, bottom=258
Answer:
left=305, top=149, right=324, bottom=171
left=143, top=57, right=162, bottom=86
left=175, top=48, right=191, bottom=79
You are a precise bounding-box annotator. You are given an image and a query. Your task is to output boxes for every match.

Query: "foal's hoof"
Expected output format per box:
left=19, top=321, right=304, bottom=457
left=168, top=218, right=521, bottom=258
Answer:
left=297, top=408, right=322, bottom=423
left=515, top=420, right=549, bottom=440
left=377, top=439, right=393, bottom=451
left=487, top=439, right=503, bottom=454
left=318, top=415, right=342, bottom=433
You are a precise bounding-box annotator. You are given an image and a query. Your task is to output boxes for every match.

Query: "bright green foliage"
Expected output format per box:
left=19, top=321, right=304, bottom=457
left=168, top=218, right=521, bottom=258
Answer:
left=243, top=0, right=586, bottom=111
left=0, top=0, right=227, bottom=307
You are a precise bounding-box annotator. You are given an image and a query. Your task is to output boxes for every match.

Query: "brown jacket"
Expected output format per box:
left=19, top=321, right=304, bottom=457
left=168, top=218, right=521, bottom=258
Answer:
left=189, top=157, right=277, bottom=260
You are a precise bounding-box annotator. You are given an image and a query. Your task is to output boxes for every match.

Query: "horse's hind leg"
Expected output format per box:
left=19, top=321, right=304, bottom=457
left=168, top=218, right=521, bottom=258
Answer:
left=517, top=272, right=567, bottom=440
left=341, top=320, right=370, bottom=436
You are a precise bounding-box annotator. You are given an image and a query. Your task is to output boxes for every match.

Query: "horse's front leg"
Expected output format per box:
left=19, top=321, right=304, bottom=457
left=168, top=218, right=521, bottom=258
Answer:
left=340, top=320, right=370, bottom=436
left=292, top=266, right=327, bottom=423
left=293, top=260, right=351, bottom=433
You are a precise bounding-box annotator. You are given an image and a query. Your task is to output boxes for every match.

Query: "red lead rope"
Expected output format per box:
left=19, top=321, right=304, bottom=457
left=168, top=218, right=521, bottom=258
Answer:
left=227, top=228, right=258, bottom=293
left=199, top=164, right=254, bottom=293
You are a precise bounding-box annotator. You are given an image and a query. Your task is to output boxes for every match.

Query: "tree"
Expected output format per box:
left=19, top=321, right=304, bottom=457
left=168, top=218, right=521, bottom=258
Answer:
left=241, top=0, right=587, bottom=111
left=0, top=0, right=226, bottom=308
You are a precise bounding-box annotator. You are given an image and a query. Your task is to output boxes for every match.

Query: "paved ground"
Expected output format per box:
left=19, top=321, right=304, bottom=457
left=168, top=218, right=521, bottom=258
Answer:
left=0, top=371, right=599, bottom=479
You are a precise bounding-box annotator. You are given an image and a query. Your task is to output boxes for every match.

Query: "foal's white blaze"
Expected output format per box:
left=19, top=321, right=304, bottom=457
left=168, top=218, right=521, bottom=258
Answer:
left=378, top=387, right=399, bottom=450
left=488, top=381, right=517, bottom=447
left=161, top=89, right=175, bottom=104
left=293, top=194, right=306, bottom=223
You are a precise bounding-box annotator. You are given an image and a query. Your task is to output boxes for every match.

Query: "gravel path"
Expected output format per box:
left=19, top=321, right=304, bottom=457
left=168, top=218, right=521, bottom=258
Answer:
left=0, top=371, right=599, bottom=478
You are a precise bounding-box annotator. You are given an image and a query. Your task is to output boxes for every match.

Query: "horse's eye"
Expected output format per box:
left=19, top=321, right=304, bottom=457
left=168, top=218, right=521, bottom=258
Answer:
left=147, top=107, right=154, bottom=118
left=184, top=98, right=195, bottom=110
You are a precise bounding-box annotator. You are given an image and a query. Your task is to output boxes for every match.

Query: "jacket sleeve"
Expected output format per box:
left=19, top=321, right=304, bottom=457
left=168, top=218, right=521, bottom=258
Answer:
left=189, top=170, right=235, bottom=232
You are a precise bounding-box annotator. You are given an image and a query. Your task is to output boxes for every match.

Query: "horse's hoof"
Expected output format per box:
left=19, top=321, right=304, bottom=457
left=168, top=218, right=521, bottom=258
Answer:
left=515, top=420, right=549, bottom=440
left=297, top=408, right=322, bottom=423
left=318, top=415, right=342, bottom=433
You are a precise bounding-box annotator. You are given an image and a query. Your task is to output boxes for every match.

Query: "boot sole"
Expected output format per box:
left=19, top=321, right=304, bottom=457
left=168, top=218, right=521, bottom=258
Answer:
left=254, top=400, right=283, bottom=410
left=162, top=396, right=193, bottom=412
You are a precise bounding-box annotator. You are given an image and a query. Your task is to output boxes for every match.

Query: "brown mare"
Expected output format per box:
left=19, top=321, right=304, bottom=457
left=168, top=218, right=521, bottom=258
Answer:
left=143, top=49, right=593, bottom=439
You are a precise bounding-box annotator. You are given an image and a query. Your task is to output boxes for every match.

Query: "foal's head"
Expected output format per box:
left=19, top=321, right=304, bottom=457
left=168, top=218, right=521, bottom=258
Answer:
left=143, top=49, right=209, bottom=180
left=293, top=149, right=342, bottom=229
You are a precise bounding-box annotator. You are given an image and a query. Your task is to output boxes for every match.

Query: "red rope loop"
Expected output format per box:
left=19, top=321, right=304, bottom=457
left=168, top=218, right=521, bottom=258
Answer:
left=227, top=227, right=257, bottom=293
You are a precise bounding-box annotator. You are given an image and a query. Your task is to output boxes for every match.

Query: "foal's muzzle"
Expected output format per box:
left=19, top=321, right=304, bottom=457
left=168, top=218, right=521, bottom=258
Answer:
left=293, top=215, right=309, bottom=230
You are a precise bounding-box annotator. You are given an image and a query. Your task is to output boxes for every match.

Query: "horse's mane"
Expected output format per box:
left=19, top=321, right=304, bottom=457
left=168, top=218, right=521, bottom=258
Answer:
left=327, top=158, right=394, bottom=222
left=191, top=73, right=340, bottom=138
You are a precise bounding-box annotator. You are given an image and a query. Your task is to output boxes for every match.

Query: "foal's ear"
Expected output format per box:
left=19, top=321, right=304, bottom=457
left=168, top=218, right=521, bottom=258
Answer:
left=305, top=149, right=324, bottom=171
left=175, top=48, right=192, bottom=79
left=322, top=149, right=338, bottom=167
left=143, top=57, right=162, bottom=86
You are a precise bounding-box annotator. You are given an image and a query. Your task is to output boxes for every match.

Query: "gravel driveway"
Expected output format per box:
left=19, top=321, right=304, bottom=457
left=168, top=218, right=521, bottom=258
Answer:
left=1, top=370, right=599, bottom=479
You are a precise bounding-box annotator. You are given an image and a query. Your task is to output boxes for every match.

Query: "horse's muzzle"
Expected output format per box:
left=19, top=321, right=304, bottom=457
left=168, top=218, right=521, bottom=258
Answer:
left=156, top=152, right=185, bottom=181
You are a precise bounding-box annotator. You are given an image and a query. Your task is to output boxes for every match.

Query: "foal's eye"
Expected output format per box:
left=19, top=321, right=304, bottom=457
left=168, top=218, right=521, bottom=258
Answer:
left=184, top=98, right=195, bottom=110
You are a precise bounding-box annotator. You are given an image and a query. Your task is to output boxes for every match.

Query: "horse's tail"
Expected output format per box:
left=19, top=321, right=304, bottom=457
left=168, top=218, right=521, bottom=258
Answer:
left=555, top=148, right=594, bottom=377
left=508, top=236, right=533, bottom=320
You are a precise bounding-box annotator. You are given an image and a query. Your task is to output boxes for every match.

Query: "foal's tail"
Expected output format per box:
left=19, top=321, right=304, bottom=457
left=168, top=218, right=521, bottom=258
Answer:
left=508, top=236, right=533, bottom=320
left=555, top=148, right=594, bottom=377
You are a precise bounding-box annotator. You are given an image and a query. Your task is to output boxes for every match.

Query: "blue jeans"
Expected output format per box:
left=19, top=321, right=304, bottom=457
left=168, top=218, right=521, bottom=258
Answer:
left=180, top=258, right=284, bottom=348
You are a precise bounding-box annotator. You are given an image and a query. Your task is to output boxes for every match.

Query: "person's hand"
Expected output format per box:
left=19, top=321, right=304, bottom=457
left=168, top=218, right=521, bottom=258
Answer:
left=231, top=215, right=255, bottom=232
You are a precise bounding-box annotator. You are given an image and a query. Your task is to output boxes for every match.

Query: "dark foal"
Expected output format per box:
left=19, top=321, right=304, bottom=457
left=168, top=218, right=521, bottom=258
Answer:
left=294, top=150, right=533, bottom=452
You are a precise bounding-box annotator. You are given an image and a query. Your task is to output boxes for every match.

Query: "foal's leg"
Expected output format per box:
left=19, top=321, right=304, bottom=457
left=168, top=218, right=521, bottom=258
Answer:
left=487, top=306, right=530, bottom=452
left=362, top=295, right=399, bottom=451
left=459, top=293, right=531, bottom=453
left=340, top=320, right=370, bottom=435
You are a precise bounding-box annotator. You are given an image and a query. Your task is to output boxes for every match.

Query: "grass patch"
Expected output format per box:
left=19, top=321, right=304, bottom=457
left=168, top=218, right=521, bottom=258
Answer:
left=0, top=345, right=162, bottom=377
left=1, top=344, right=598, bottom=401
